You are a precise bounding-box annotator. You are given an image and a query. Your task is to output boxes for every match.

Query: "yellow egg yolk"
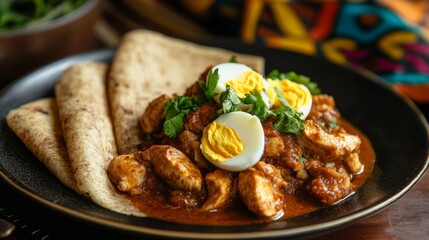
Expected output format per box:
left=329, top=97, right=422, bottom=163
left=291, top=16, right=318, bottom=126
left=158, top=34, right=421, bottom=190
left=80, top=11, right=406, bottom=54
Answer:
left=226, top=71, right=265, bottom=98
left=268, top=79, right=311, bottom=110
left=200, top=121, right=244, bottom=162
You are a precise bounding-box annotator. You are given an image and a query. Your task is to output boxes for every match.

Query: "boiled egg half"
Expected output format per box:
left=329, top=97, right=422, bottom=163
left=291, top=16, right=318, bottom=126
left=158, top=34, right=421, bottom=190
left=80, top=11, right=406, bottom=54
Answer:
left=210, top=63, right=271, bottom=108
left=200, top=111, right=264, bottom=172
left=267, top=79, right=313, bottom=120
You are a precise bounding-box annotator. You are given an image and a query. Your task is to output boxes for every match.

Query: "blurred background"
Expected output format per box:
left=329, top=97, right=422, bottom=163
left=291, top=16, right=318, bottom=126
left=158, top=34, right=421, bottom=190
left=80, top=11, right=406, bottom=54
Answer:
left=0, top=0, right=428, bottom=118
left=0, top=1, right=428, bottom=239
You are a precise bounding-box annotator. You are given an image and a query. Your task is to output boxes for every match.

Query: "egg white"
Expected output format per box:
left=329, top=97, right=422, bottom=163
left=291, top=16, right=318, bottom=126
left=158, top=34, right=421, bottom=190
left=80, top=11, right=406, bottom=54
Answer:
left=201, top=111, right=264, bottom=172
left=210, top=63, right=271, bottom=109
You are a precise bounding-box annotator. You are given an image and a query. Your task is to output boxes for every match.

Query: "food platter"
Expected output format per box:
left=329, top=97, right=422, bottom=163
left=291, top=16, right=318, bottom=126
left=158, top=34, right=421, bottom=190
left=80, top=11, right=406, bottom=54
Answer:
left=0, top=41, right=428, bottom=239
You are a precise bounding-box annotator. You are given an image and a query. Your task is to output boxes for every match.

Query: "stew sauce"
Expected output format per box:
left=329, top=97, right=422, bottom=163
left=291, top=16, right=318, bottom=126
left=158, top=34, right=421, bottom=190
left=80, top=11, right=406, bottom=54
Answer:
left=128, top=119, right=375, bottom=226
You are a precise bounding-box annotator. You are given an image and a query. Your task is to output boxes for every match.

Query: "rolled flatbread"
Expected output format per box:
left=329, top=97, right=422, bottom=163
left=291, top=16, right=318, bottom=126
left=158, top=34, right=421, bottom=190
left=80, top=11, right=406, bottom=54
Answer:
left=6, top=98, right=79, bottom=193
left=55, top=62, right=143, bottom=216
left=108, top=29, right=265, bottom=154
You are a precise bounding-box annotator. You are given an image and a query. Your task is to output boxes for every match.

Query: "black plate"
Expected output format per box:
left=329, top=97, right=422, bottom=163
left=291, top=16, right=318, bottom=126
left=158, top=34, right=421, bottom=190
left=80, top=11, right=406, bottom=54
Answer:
left=0, top=44, right=428, bottom=239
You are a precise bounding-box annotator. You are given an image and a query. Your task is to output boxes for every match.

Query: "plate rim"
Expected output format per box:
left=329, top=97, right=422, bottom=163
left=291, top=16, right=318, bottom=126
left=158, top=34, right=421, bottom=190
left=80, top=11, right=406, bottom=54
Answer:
left=1, top=47, right=428, bottom=239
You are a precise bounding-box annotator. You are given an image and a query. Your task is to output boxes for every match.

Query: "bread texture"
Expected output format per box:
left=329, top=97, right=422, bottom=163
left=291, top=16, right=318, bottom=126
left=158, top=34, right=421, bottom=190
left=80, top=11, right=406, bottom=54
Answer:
left=108, top=29, right=265, bottom=154
left=55, top=62, right=143, bottom=216
left=6, top=30, right=265, bottom=217
left=6, top=98, right=79, bottom=192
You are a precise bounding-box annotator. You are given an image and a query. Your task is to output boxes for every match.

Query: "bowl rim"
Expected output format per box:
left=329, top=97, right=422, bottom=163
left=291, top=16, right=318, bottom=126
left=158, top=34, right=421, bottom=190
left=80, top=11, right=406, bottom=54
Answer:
left=1, top=47, right=428, bottom=239
left=0, top=0, right=100, bottom=39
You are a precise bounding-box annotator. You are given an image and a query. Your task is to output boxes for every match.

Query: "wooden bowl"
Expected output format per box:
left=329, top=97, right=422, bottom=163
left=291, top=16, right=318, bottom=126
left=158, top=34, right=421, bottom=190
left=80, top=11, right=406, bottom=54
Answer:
left=0, top=0, right=101, bottom=85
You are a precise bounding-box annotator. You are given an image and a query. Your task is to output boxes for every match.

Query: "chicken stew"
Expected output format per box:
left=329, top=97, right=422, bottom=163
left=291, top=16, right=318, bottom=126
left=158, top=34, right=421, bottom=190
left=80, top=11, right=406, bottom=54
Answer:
left=107, top=63, right=375, bottom=225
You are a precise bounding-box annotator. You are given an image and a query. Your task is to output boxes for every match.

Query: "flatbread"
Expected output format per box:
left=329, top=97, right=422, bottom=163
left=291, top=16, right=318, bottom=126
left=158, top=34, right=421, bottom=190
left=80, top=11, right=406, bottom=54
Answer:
left=6, top=98, right=79, bottom=193
left=55, top=62, right=143, bottom=216
left=6, top=31, right=266, bottom=217
left=108, top=29, right=265, bottom=154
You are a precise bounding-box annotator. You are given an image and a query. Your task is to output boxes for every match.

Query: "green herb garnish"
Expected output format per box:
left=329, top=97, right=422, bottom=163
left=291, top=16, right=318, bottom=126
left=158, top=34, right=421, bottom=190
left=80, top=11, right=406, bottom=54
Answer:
left=215, top=86, right=304, bottom=135
left=163, top=112, right=186, bottom=138
left=271, top=87, right=304, bottom=135
left=229, top=55, right=238, bottom=63
left=163, top=66, right=310, bottom=138
left=163, top=96, right=203, bottom=137
left=199, top=68, right=219, bottom=104
left=0, top=0, right=86, bottom=33
left=267, top=70, right=321, bottom=95
left=241, top=90, right=275, bottom=121
left=217, top=85, right=242, bottom=114
left=272, top=106, right=304, bottom=135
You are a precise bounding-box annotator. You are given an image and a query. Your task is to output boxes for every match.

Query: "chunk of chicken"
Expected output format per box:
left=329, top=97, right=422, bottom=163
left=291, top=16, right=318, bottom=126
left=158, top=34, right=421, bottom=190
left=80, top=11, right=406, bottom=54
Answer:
left=184, top=79, right=205, bottom=97
left=262, top=120, right=303, bottom=171
left=344, top=152, right=362, bottom=174
left=193, top=147, right=212, bottom=170
left=201, top=169, right=233, bottom=211
left=139, top=94, right=170, bottom=133
left=307, top=94, right=340, bottom=132
left=306, top=159, right=351, bottom=205
left=107, top=152, right=150, bottom=195
left=184, top=103, right=218, bottom=135
left=253, top=161, right=287, bottom=191
left=297, top=120, right=361, bottom=161
left=238, top=163, right=285, bottom=219
left=179, top=130, right=212, bottom=170
left=142, top=145, right=203, bottom=193
left=279, top=135, right=304, bottom=171
left=262, top=119, right=283, bottom=155
left=264, top=136, right=284, bottom=158
left=179, top=130, right=199, bottom=156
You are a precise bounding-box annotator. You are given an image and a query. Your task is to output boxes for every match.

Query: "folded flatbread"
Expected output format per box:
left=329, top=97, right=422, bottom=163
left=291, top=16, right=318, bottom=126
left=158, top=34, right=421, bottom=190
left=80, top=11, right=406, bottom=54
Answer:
left=6, top=31, right=265, bottom=217
left=108, top=29, right=265, bottom=154
left=6, top=98, right=79, bottom=193
left=55, top=62, right=143, bottom=216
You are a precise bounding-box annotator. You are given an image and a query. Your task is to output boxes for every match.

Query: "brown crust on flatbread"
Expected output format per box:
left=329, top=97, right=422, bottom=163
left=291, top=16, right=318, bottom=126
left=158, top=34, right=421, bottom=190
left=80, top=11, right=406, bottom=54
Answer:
left=6, top=98, right=79, bottom=192
left=108, top=29, right=265, bottom=154
left=55, top=62, right=143, bottom=216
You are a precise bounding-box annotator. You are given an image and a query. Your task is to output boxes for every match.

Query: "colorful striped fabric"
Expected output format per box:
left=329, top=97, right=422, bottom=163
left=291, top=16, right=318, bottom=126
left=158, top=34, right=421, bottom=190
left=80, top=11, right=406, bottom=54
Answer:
left=179, top=0, right=429, bottom=103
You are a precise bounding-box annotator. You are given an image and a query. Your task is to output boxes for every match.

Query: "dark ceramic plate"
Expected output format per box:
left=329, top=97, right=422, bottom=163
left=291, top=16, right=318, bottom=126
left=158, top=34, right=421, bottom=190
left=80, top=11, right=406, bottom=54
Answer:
left=0, top=44, right=428, bottom=239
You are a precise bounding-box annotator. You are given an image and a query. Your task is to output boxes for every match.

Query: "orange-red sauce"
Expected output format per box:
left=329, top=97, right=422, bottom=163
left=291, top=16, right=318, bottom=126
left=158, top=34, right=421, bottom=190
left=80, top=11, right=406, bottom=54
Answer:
left=128, top=119, right=375, bottom=225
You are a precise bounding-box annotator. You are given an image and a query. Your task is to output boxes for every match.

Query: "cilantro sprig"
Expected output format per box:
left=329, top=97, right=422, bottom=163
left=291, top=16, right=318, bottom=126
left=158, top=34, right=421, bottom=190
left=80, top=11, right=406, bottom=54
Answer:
left=241, top=90, right=275, bottom=121
left=217, top=85, right=304, bottom=135
left=217, top=85, right=242, bottom=114
left=272, top=108, right=303, bottom=135
left=162, top=66, right=309, bottom=138
left=163, top=68, right=220, bottom=138
left=199, top=69, right=219, bottom=104
left=163, top=96, right=203, bottom=137
left=229, top=55, right=238, bottom=63
left=271, top=87, right=304, bottom=135
left=267, top=70, right=321, bottom=95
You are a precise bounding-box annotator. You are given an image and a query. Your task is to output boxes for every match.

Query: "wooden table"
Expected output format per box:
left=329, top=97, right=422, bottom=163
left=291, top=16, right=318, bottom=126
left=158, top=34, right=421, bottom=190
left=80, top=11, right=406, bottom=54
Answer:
left=1, top=2, right=428, bottom=239
left=1, top=172, right=428, bottom=240
left=319, top=174, right=429, bottom=240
